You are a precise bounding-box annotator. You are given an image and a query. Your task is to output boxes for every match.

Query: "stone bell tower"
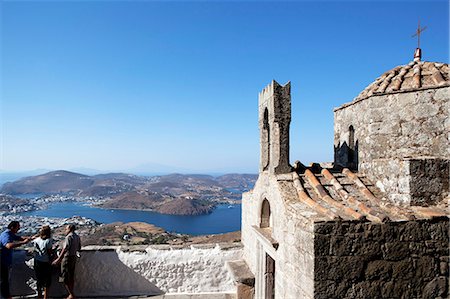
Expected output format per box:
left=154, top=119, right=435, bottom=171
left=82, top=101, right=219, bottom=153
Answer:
left=258, top=80, right=291, bottom=174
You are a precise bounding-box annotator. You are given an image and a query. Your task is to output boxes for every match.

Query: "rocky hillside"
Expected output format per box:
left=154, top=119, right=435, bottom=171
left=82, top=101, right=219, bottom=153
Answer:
left=82, top=222, right=169, bottom=246
left=81, top=221, right=240, bottom=246
left=100, top=192, right=214, bottom=215
left=153, top=198, right=214, bottom=215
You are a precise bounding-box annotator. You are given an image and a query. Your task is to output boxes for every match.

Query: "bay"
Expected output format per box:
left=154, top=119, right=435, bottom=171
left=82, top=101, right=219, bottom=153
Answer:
left=20, top=202, right=241, bottom=236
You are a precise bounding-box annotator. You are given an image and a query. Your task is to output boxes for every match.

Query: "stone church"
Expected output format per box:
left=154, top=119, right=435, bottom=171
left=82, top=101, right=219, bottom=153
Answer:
left=237, top=49, right=449, bottom=298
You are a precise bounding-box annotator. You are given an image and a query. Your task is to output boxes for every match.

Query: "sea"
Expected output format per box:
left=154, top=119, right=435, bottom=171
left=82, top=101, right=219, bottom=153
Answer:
left=19, top=202, right=242, bottom=236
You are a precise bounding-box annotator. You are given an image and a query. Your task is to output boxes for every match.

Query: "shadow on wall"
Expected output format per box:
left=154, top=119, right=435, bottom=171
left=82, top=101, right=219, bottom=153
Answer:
left=10, top=250, right=37, bottom=297
left=10, top=249, right=163, bottom=298
left=334, top=141, right=359, bottom=170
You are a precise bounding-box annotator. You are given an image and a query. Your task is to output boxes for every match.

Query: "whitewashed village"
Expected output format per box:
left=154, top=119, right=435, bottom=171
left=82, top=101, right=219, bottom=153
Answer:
left=1, top=37, right=448, bottom=299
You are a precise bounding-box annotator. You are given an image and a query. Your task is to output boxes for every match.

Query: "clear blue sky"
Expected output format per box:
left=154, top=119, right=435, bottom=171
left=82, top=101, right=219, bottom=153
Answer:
left=1, top=0, right=448, bottom=174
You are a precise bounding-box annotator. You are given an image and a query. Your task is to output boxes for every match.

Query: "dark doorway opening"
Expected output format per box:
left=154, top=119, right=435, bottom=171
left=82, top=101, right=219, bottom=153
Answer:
left=265, top=253, right=275, bottom=299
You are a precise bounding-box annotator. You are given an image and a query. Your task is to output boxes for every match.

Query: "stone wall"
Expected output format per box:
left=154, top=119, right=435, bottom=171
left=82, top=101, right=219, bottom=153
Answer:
left=8, top=244, right=242, bottom=298
left=359, top=159, right=410, bottom=204
left=314, top=217, right=449, bottom=299
left=334, top=87, right=450, bottom=205
left=281, top=206, right=315, bottom=299
left=242, top=173, right=316, bottom=299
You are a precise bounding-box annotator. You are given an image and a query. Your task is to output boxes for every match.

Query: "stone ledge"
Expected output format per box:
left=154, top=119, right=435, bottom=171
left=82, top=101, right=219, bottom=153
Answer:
left=145, top=243, right=243, bottom=251
left=252, top=226, right=279, bottom=250
left=276, top=173, right=294, bottom=181
left=83, top=243, right=243, bottom=253
left=80, top=245, right=118, bottom=251
left=226, top=260, right=255, bottom=287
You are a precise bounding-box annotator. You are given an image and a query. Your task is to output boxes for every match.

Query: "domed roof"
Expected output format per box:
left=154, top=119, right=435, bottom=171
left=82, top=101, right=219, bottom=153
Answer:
left=347, top=59, right=449, bottom=105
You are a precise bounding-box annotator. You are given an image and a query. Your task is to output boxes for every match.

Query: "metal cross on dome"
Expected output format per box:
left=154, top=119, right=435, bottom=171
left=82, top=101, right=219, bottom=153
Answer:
left=412, top=19, right=427, bottom=49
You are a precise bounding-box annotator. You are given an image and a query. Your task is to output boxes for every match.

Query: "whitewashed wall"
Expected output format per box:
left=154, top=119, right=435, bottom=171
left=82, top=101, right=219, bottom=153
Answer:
left=119, top=244, right=243, bottom=293
left=9, top=244, right=242, bottom=298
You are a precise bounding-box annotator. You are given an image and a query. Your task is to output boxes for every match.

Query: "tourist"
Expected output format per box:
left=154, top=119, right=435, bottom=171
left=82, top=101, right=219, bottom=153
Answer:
left=52, top=224, right=81, bottom=299
left=0, top=221, right=31, bottom=299
left=32, top=225, right=54, bottom=299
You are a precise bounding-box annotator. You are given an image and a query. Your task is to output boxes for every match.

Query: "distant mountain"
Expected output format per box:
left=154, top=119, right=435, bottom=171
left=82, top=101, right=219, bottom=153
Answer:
left=0, top=170, right=257, bottom=215
left=128, top=162, right=195, bottom=175
left=216, top=174, right=258, bottom=191
left=1, top=170, right=93, bottom=195
left=150, top=173, right=222, bottom=192
left=0, top=170, right=148, bottom=196
left=68, top=167, right=104, bottom=175
left=0, top=169, right=52, bottom=186
left=92, top=173, right=148, bottom=184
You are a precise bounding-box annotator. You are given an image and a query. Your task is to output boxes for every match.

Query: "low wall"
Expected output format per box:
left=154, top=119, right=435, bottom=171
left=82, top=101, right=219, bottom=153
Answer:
left=118, top=243, right=243, bottom=293
left=7, top=243, right=242, bottom=298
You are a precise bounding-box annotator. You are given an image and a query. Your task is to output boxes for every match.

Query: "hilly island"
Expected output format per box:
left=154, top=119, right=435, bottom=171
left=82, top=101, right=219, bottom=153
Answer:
left=0, top=170, right=257, bottom=216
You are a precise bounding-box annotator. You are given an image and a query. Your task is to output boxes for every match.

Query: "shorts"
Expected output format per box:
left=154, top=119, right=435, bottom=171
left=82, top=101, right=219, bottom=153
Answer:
left=59, top=255, right=77, bottom=283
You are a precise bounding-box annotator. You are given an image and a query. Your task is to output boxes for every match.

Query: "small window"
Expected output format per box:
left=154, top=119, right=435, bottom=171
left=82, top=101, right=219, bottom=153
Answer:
left=348, top=125, right=358, bottom=170
left=260, top=199, right=271, bottom=228
left=263, top=108, right=269, bottom=130
left=349, top=125, right=355, bottom=150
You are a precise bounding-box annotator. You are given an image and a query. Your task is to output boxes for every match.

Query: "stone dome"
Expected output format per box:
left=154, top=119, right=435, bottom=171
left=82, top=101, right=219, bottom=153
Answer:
left=352, top=60, right=449, bottom=102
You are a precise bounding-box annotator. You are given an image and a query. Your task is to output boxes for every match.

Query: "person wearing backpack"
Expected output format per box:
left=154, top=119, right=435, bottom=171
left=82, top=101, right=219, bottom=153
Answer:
left=32, top=225, right=54, bottom=299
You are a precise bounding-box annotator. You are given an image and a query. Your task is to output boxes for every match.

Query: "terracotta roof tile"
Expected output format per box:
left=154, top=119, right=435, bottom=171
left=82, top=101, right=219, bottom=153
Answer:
left=335, top=61, right=449, bottom=111
left=287, top=166, right=448, bottom=223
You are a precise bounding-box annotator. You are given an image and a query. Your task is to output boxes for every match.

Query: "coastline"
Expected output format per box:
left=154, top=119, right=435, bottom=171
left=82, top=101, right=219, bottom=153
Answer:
left=93, top=202, right=241, bottom=216
left=13, top=199, right=243, bottom=236
left=98, top=206, right=211, bottom=214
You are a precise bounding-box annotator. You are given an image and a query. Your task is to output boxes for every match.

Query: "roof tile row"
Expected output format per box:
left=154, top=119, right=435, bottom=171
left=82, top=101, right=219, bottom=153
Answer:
left=289, top=166, right=448, bottom=223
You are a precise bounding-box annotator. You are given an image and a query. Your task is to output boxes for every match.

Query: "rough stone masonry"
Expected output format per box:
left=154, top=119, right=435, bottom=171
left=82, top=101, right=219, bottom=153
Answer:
left=334, top=61, right=449, bottom=206
left=240, top=54, right=449, bottom=299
